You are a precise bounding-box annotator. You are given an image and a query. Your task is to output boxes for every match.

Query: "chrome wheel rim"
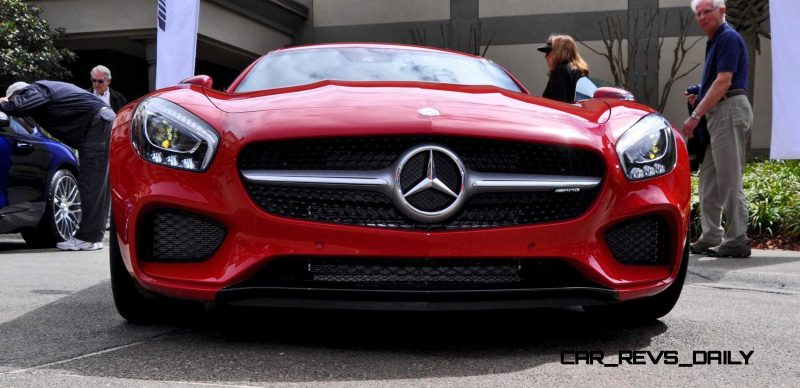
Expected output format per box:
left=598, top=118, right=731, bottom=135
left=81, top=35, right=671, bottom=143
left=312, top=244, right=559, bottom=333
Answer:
left=53, top=174, right=81, bottom=240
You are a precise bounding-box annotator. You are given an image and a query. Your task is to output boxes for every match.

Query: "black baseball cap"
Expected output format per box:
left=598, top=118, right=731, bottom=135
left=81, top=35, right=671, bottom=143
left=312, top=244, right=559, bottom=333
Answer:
left=537, top=41, right=553, bottom=53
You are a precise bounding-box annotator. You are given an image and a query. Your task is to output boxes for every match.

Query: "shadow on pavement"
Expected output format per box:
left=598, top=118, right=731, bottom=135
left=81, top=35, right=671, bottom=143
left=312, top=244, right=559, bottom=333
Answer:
left=0, top=280, right=669, bottom=383
left=0, top=242, right=37, bottom=253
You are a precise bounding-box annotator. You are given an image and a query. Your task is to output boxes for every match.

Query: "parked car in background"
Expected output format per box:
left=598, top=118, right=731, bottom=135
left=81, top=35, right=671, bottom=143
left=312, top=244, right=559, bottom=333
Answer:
left=109, top=43, right=690, bottom=322
left=0, top=112, right=81, bottom=247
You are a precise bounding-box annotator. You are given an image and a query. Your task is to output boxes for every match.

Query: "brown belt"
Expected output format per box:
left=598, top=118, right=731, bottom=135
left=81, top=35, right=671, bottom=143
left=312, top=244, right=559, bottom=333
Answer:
left=721, top=89, right=747, bottom=100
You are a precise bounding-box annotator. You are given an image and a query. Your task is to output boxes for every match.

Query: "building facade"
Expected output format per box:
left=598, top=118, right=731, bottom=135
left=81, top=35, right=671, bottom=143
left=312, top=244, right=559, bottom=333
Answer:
left=32, top=0, right=309, bottom=98
left=34, top=0, right=772, bottom=150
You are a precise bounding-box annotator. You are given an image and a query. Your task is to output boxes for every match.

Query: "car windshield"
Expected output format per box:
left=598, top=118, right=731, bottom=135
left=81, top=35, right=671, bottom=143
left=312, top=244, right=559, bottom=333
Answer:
left=234, top=47, right=522, bottom=93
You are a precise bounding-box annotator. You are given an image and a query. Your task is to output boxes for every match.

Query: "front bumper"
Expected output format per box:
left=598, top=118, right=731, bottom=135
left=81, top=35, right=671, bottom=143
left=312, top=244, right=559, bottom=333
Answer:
left=216, top=286, right=618, bottom=311
left=110, top=132, right=690, bottom=309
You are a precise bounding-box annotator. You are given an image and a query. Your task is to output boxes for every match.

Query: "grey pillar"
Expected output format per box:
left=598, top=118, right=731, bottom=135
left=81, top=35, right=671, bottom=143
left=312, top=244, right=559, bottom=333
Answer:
left=450, top=0, right=479, bottom=55
left=145, top=40, right=157, bottom=91
left=296, top=0, right=315, bottom=44
left=628, top=0, right=661, bottom=108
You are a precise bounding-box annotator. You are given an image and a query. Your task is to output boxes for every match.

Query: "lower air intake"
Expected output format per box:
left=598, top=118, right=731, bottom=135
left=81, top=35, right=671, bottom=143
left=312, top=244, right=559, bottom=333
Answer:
left=310, top=259, right=520, bottom=283
left=238, top=257, right=602, bottom=290
left=605, top=216, right=669, bottom=265
left=140, top=209, right=226, bottom=262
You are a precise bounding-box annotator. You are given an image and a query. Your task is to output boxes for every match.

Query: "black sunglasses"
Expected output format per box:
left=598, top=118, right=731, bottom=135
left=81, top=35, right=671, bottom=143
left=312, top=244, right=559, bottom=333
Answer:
left=91, top=78, right=106, bottom=84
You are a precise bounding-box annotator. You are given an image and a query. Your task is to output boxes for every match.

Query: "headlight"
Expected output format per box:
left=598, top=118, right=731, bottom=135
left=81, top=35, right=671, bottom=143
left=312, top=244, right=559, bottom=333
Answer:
left=616, top=114, right=676, bottom=180
left=131, top=98, right=219, bottom=172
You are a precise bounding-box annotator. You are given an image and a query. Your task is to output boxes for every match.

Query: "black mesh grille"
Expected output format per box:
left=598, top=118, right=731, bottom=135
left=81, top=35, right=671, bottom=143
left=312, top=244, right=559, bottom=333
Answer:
left=238, top=257, right=602, bottom=290
left=311, top=259, right=519, bottom=283
left=140, top=209, right=226, bottom=262
left=400, top=151, right=428, bottom=188
left=605, top=216, right=670, bottom=265
left=240, top=136, right=604, bottom=229
left=244, top=185, right=411, bottom=228
left=239, top=136, right=604, bottom=176
left=244, top=183, right=599, bottom=230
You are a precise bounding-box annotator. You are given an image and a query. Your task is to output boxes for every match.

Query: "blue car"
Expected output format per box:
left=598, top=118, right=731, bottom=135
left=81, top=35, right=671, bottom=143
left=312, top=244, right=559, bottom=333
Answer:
left=0, top=111, right=81, bottom=247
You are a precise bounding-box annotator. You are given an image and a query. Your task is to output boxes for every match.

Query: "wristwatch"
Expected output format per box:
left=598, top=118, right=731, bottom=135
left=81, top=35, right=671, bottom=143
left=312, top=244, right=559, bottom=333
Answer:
left=690, top=110, right=701, bottom=120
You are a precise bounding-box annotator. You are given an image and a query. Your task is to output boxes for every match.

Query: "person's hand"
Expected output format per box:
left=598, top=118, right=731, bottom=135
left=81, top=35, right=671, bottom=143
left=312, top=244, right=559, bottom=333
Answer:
left=683, top=91, right=697, bottom=106
left=681, top=116, right=698, bottom=139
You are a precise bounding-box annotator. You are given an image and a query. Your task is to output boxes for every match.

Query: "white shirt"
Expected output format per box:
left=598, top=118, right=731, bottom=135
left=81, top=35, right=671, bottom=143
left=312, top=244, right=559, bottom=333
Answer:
left=92, top=89, right=111, bottom=107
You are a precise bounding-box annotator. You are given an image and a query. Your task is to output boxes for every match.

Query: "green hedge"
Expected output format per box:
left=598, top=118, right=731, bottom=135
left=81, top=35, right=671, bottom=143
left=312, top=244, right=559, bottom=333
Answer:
left=691, top=159, right=800, bottom=238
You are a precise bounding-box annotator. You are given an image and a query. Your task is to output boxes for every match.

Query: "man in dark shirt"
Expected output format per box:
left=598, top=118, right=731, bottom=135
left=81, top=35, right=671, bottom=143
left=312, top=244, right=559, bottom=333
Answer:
left=0, top=80, right=115, bottom=251
left=87, top=65, right=128, bottom=113
left=681, top=0, right=753, bottom=258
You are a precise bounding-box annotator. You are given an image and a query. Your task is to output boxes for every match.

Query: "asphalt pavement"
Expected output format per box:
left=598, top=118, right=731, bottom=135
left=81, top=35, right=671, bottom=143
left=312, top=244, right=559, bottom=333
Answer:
left=0, top=233, right=798, bottom=387
left=687, top=247, right=800, bottom=294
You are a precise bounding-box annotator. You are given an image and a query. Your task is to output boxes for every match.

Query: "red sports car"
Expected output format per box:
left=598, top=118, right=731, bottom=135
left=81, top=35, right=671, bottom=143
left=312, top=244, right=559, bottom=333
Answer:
left=109, top=43, right=690, bottom=322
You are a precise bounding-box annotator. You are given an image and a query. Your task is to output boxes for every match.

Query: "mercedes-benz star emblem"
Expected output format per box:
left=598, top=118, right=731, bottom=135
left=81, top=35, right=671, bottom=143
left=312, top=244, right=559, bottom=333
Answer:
left=417, top=107, right=440, bottom=117
left=403, top=150, right=459, bottom=199
left=393, top=145, right=466, bottom=223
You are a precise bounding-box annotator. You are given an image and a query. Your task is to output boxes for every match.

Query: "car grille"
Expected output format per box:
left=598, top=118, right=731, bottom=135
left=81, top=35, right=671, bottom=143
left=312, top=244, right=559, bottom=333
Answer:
left=239, top=136, right=604, bottom=175
left=139, top=209, right=227, bottom=262
left=243, top=184, right=598, bottom=229
left=605, top=216, right=670, bottom=265
left=236, top=257, right=603, bottom=290
left=239, top=136, right=604, bottom=230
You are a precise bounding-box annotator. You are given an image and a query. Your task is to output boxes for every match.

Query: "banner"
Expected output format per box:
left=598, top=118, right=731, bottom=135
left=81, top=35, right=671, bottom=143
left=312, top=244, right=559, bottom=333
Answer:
left=155, top=0, right=200, bottom=89
left=769, top=0, right=800, bottom=159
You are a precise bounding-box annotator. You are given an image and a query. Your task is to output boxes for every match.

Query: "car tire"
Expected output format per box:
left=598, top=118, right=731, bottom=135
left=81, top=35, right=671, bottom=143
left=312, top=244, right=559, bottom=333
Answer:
left=584, top=239, right=689, bottom=322
left=22, top=169, right=80, bottom=248
left=110, top=216, right=203, bottom=323
left=109, top=215, right=162, bottom=323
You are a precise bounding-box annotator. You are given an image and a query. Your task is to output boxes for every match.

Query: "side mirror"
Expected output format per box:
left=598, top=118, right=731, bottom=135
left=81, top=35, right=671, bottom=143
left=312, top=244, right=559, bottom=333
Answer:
left=593, top=87, right=635, bottom=101
left=179, top=75, right=213, bottom=89
left=0, top=112, right=9, bottom=127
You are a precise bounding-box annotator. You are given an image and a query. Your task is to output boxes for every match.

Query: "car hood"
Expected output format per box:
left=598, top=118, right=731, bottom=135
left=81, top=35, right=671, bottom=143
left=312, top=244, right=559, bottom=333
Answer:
left=201, top=81, right=622, bottom=146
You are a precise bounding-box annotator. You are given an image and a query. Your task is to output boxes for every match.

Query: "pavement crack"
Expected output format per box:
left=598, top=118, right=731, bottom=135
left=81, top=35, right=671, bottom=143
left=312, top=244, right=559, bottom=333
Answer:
left=687, top=270, right=716, bottom=281
left=2, top=341, right=144, bottom=375
left=1, top=328, right=188, bottom=375
left=689, top=283, right=800, bottom=296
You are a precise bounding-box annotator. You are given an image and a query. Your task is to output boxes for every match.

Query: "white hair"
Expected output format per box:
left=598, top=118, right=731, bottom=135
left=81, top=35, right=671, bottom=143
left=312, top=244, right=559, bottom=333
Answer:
left=691, top=0, right=725, bottom=12
left=6, top=81, right=29, bottom=98
left=90, top=65, right=112, bottom=80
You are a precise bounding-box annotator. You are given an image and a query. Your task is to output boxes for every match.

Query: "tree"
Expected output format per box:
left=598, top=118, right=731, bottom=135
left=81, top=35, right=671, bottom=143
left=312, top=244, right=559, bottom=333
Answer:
left=725, top=0, right=770, bottom=107
left=577, top=9, right=702, bottom=112
left=0, top=0, right=75, bottom=88
left=408, top=22, right=495, bottom=57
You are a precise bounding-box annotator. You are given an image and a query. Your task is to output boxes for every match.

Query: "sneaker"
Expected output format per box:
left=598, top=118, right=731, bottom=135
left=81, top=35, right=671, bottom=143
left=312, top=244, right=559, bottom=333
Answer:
left=707, top=244, right=751, bottom=258
left=689, top=240, right=718, bottom=254
left=57, top=237, right=104, bottom=251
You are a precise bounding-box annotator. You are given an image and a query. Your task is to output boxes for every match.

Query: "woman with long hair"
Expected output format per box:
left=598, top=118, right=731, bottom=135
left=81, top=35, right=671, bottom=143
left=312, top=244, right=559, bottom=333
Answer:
left=537, top=34, right=589, bottom=102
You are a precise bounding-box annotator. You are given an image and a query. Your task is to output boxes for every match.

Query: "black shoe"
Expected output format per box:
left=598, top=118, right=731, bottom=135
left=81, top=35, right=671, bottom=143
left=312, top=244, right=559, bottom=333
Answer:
left=707, top=244, right=751, bottom=258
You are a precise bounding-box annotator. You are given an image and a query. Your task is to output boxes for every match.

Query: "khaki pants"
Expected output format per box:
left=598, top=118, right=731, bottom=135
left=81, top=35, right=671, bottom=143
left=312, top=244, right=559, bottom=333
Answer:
left=697, top=94, right=753, bottom=247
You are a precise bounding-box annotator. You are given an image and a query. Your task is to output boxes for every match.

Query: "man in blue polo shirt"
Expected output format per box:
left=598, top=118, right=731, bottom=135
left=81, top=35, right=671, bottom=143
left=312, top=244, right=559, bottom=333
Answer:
left=682, top=0, right=753, bottom=258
